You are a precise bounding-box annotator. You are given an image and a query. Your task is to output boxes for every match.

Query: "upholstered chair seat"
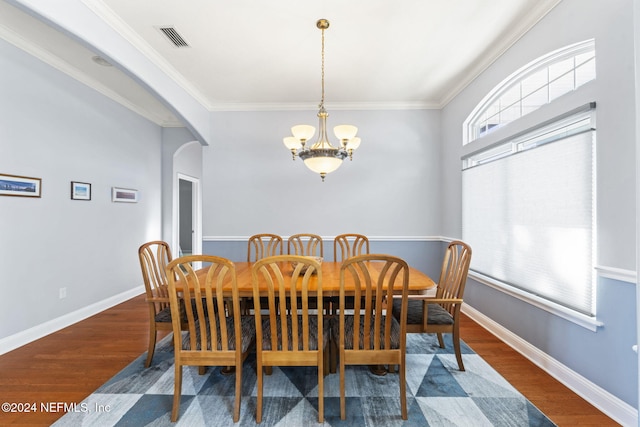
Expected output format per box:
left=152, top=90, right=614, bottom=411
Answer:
left=333, top=315, right=401, bottom=350
left=261, top=316, right=330, bottom=351
left=182, top=316, right=255, bottom=352
left=393, top=300, right=455, bottom=326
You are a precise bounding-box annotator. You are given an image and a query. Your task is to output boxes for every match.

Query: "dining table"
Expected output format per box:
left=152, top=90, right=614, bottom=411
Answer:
left=181, top=260, right=436, bottom=297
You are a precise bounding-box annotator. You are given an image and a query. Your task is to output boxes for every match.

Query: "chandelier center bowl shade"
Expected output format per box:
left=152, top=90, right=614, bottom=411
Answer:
left=282, top=19, right=361, bottom=181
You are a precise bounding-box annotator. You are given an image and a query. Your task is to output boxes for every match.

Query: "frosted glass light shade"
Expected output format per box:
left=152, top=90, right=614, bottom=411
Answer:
left=291, top=125, right=316, bottom=141
left=334, top=125, right=358, bottom=140
left=283, top=136, right=302, bottom=150
left=346, top=137, right=361, bottom=151
left=303, top=156, right=343, bottom=175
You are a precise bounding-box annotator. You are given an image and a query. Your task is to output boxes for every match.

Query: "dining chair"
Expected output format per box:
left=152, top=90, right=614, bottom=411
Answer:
left=287, top=233, right=324, bottom=313
left=392, top=240, right=472, bottom=371
left=333, top=233, right=370, bottom=261
left=245, top=234, right=284, bottom=314
left=138, top=240, right=184, bottom=368
left=247, top=233, right=283, bottom=261
left=331, top=233, right=370, bottom=311
left=287, top=233, right=324, bottom=257
left=335, top=254, right=409, bottom=420
left=166, top=255, right=255, bottom=423
left=251, top=255, right=329, bottom=423
left=327, top=233, right=372, bottom=369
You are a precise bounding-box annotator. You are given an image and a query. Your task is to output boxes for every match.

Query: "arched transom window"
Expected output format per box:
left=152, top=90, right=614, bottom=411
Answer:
left=464, top=39, right=595, bottom=145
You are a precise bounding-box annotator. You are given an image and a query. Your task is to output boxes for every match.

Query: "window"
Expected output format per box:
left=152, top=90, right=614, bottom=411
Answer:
left=464, top=40, right=595, bottom=144
left=462, top=109, right=596, bottom=321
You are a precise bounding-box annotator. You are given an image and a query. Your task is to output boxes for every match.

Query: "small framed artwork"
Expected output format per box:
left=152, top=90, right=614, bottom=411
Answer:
left=112, top=187, right=138, bottom=203
left=70, top=181, right=91, bottom=200
left=0, top=173, right=41, bottom=198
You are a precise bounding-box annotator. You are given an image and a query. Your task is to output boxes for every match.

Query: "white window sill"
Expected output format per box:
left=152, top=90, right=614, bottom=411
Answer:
left=468, top=271, right=603, bottom=332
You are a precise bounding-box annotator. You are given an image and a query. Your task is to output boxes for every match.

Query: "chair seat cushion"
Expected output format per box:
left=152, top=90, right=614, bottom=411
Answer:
left=261, top=316, right=330, bottom=351
left=154, top=306, right=172, bottom=323
left=182, top=315, right=255, bottom=352
left=425, top=303, right=454, bottom=325
left=332, top=315, right=401, bottom=350
left=392, top=299, right=454, bottom=325
left=155, top=298, right=195, bottom=323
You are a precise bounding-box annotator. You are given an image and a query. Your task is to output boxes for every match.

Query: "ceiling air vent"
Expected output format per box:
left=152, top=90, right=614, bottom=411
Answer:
left=158, top=26, right=189, bottom=48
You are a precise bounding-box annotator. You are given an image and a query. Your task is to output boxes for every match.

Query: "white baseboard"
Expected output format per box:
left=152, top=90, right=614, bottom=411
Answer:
left=462, top=304, right=638, bottom=427
left=0, top=286, right=145, bottom=356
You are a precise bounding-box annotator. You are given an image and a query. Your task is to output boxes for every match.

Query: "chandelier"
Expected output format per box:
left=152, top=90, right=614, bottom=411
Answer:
left=283, top=19, right=361, bottom=181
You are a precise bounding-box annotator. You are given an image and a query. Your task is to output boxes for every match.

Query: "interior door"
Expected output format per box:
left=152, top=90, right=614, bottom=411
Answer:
left=175, top=173, right=201, bottom=263
left=178, top=178, right=194, bottom=256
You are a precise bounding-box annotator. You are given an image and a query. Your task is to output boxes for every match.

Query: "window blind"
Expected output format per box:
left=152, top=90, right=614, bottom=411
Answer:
left=462, top=118, right=595, bottom=316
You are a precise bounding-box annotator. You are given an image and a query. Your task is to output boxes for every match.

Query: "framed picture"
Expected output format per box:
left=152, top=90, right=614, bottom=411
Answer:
left=70, top=181, right=91, bottom=200
left=0, top=173, right=41, bottom=198
left=112, top=187, right=138, bottom=203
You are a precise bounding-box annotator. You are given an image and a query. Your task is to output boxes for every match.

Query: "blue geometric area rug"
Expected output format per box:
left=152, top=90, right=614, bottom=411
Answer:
left=52, top=333, right=555, bottom=426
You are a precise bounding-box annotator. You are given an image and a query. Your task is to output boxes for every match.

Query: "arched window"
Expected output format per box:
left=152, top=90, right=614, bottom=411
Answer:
left=463, top=39, right=595, bottom=145
left=461, top=40, right=599, bottom=329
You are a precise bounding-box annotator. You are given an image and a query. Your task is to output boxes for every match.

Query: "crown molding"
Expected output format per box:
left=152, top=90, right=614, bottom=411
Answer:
left=208, top=100, right=440, bottom=112
left=439, top=0, right=563, bottom=108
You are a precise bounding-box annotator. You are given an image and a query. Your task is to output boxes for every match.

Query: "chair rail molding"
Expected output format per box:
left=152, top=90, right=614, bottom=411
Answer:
left=203, top=235, right=449, bottom=242
left=594, top=265, right=637, bottom=284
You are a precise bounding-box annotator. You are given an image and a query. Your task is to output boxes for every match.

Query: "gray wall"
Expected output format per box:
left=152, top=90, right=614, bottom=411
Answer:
left=441, top=0, right=637, bottom=407
left=202, top=109, right=441, bottom=238
left=0, top=37, right=162, bottom=340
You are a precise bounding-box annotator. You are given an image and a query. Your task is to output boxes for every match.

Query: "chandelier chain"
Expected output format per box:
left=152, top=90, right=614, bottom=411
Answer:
left=320, top=26, right=325, bottom=107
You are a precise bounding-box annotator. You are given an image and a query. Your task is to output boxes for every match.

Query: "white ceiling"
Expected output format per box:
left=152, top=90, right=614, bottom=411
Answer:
left=1, top=0, right=561, bottom=127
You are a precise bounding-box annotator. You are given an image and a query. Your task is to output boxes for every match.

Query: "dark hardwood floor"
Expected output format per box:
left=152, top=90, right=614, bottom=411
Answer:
left=0, top=294, right=619, bottom=426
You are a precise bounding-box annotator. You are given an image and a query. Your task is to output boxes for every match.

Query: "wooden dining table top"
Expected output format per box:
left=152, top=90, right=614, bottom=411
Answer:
left=180, top=260, right=436, bottom=297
